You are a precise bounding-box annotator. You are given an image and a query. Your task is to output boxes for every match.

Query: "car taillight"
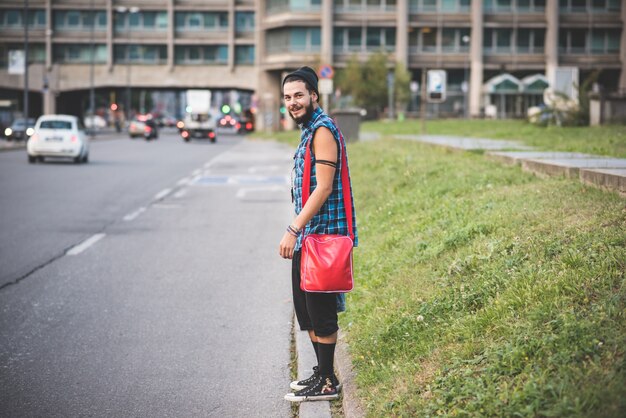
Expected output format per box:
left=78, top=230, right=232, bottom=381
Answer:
left=229, top=119, right=236, bottom=126
left=145, top=126, right=152, bottom=132
left=209, top=132, right=216, bottom=138
left=176, top=121, right=184, bottom=129
left=182, top=131, right=189, bottom=138
left=71, top=135, right=78, bottom=142
left=130, top=123, right=136, bottom=129
left=236, top=123, right=241, bottom=130
left=246, top=122, right=253, bottom=130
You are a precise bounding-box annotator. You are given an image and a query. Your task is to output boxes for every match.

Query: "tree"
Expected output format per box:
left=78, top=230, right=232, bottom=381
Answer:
left=361, top=52, right=388, bottom=117
left=394, top=61, right=411, bottom=114
left=336, top=54, right=364, bottom=108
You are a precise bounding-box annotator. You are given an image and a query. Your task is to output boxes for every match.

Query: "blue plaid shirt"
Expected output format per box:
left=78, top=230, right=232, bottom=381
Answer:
left=292, top=107, right=358, bottom=251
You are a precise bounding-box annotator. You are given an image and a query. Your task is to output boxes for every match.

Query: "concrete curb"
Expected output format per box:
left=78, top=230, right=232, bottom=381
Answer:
left=293, top=314, right=365, bottom=417
left=294, top=315, right=332, bottom=418
left=335, top=332, right=366, bottom=418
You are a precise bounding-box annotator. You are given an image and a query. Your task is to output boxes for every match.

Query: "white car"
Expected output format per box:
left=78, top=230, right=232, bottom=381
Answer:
left=27, top=115, right=90, bottom=164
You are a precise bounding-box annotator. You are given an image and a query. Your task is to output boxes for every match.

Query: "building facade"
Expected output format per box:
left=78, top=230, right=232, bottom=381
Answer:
left=0, top=0, right=624, bottom=129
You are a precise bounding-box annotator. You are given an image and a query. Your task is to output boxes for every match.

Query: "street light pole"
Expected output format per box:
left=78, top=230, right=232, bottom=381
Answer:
left=23, top=0, right=29, bottom=120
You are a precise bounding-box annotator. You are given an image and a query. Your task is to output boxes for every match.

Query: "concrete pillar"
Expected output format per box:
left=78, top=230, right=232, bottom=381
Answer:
left=469, top=0, right=483, bottom=117
left=228, top=0, right=235, bottom=70
left=396, top=0, right=408, bottom=64
left=43, top=65, right=56, bottom=115
left=620, top=3, right=626, bottom=92
left=167, top=0, right=174, bottom=70
left=545, top=0, right=559, bottom=87
left=257, top=71, right=281, bottom=132
left=45, top=0, right=51, bottom=70
left=321, top=0, right=333, bottom=65
left=106, top=0, right=113, bottom=70
left=255, top=3, right=279, bottom=132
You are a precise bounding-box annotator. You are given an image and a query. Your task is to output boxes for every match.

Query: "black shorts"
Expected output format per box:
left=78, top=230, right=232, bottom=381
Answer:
left=292, top=251, right=339, bottom=337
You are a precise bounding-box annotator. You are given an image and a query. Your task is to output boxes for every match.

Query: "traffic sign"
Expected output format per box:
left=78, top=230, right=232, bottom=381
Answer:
left=427, top=69, right=447, bottom=103
left=319, top=64, right=334, bottom=79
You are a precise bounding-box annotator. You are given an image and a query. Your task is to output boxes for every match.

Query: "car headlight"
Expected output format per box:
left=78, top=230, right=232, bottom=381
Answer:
left=5, top=128, right=12, bottom=136
left=26, top=128, right=34, bottom=136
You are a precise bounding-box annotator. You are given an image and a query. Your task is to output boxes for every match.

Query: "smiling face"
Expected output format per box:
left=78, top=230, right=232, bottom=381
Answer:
left=283, top=80, right=317, bottom=125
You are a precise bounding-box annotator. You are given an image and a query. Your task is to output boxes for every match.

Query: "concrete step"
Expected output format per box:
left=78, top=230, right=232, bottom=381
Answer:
left=521, top=158, right=626, bottom=179
left=487, top=151, right=597, bottom=165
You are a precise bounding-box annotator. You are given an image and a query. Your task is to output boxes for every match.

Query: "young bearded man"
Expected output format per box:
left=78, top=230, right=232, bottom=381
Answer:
left=279, top=66, right=358, bottom=402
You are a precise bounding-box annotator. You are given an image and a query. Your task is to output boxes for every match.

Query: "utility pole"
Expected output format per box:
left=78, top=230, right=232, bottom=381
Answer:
left=23, top=0, right=29, bottom=120
left=420, top=68, right=426, bottom=134
left=89, top=0, right=96, bottom=137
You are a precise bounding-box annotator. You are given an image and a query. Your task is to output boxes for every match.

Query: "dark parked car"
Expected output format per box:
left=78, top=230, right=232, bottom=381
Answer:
left=4, top=118, right=35, bottom=141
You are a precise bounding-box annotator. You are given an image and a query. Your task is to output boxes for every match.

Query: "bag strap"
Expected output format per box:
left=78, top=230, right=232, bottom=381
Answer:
left=302, top=128, right=354, bottom=241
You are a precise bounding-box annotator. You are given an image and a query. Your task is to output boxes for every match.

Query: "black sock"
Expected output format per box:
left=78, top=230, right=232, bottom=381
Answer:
left=317, top=342, right=336, bottom=378
left=311, top=340, right=319, bottom=364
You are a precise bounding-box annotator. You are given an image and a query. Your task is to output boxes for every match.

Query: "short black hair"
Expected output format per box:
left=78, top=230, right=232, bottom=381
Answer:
left=283, top=75, right=316, bottom=97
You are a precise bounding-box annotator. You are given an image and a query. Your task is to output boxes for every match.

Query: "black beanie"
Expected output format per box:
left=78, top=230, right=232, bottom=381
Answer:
left=282, top=66, right=319, bottom=98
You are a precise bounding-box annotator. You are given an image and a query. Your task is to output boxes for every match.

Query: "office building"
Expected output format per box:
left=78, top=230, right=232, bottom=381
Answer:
left=0, top=0, right=623, bottom=129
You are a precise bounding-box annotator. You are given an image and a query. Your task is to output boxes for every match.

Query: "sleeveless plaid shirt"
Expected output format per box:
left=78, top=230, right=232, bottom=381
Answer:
left=292, top=107, right=358, bottom=251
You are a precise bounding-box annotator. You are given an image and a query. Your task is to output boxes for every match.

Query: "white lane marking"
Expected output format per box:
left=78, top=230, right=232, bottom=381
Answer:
left=154, top=188, right=172, bottom=200
left=174, top=189, right=188, bottom=198
left=204, top=161, right=213, bottom=168
left=192, top=169, right=202, bottom=176
left=248, top=165, right=281, bottom=173
left=123, top=207, right=147, bottom=221
left=66, top=233, right=106, bottom=256
left=177, top=177, right=191, bottom=186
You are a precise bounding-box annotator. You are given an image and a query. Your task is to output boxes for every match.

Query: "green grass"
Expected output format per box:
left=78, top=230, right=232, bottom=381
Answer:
left=253, top=121, right=626, bottom=416
left=362, top=119, right=626, bottom=158
left=339, top=139, right=626, bottom=417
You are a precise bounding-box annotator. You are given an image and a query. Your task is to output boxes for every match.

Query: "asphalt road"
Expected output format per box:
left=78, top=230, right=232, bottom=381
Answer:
left=0, top=129, right=296, bottom=417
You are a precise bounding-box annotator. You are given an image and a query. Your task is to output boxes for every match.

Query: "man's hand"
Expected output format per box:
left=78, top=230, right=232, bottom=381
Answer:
left=279, top=231, right=297, bottom=259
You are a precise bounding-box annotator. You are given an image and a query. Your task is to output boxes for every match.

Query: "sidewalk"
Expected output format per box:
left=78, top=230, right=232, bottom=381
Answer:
left=394, top=134, right=626, bottom=197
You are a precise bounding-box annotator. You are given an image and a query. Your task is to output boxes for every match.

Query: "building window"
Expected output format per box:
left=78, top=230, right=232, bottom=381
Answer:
left=334, top=27, right=395, bottom=53
left=114, top=44, right=167, bottom=64
left=0, top=9, right=46, bottom=28
left=175, top=12, right=228, bottom=32
left=441, top=28, right=471, bottom=52
left=335, top=0, right=397, bottom=12
left=516, top=28, right=545, bottom=53
left=115, top=11, right=168, bottom=32
left=484, top=28, right=516, bottom=54
left=266, top=28, right=321, bottom=54
left=174, top=45, right=228, bottom=64
left=235, top=45, right=255, bottom=64
left=54, top=44, right=107, bottom=63
left=54, top=11, right=107, bottom=31
left=267, top=0, right=322, bottom=14
left=235, top=12, right=255, bottom=34
left=590, top=29, right=621, bottom=53
left=484, top=0, right=545, bottom=12
left=560, top=0, right=620, bottom=12
left=409, top=0, right=470, bottom=13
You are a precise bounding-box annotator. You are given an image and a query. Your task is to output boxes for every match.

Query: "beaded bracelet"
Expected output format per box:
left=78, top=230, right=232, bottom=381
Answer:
left=286, top=225, right=301, bottom=237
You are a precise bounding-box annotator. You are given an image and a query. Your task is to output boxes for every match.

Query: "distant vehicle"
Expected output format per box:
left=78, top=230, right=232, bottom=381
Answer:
left=128, top=114, right=158, bottom=140
left=4, top=118, right=35, bottom=141
left=181, top=90, right=217, bottom=143
left=219, top=114, right=254, bottom=134
left=142, top=118, right=159, bottom=140
left=84, top=114, right=107, bottom=130
left=27, top=114, right=89, bottom=164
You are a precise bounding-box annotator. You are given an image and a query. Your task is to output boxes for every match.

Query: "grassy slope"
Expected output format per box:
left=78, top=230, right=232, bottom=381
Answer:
left=363, top=119, right=626, bottom=158
left=342, top=139, right=626, bottom=417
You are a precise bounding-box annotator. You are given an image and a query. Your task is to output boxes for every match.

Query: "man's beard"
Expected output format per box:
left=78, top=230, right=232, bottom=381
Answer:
left=289, top=101, right=315, bottom=125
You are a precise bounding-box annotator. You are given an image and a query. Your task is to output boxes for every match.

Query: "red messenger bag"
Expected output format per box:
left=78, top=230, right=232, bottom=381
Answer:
left=300, top=133, right=355, bottom=293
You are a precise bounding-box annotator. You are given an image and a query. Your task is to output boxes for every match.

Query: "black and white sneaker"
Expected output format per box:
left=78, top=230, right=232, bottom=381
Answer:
left=290, top=367, right=342, bottom=392
left=284, top=376, right=339, bottom=402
